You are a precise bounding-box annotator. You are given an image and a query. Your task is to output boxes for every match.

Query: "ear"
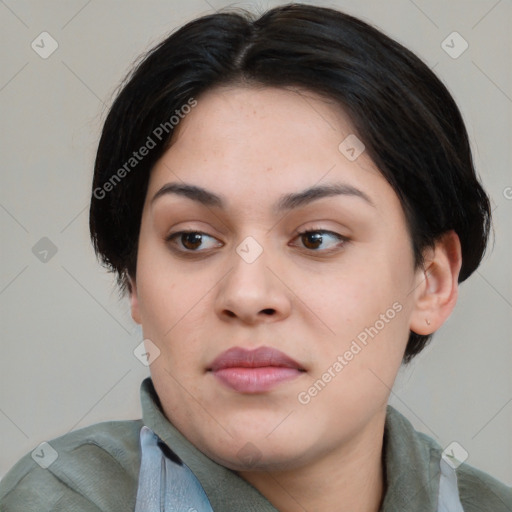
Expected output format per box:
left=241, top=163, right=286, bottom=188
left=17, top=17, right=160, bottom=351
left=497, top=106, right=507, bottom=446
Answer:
left=128, top=276, right=142, bottom=325
left=409, top=231, right=462, bottom=335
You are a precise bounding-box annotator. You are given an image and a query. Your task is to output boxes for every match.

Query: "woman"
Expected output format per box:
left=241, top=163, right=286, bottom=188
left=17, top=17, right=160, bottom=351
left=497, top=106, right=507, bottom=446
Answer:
left=1, top=3, right=510, bottom=511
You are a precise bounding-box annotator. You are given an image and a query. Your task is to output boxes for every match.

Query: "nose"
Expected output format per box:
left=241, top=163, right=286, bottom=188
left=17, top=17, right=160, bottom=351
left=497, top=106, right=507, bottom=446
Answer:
left=214, top=241, right=292, bottom=325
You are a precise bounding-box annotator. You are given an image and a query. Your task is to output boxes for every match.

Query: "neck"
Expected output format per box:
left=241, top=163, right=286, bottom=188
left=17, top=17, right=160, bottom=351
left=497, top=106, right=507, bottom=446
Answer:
left=237, top=411, right=386, bottom=512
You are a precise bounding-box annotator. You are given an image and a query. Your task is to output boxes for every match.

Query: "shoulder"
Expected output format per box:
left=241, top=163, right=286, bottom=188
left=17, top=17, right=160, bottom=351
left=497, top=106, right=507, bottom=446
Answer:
left=0, top=419, right=144, bottom=512
left=412, top=429, right=512, bottom=509
left=385, top=406, right=511, bottom=510
left=414, top=426, right=512, bottom=510
left=456, top=461, right=512, bottom=511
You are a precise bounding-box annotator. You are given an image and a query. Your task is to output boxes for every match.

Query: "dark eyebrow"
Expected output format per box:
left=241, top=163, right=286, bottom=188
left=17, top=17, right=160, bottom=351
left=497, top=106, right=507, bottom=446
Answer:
left=275, top=183, right=374, bottom=212
left=151, top=183, right=223, bottom=208
left=150, top=182, right=374, bottom=211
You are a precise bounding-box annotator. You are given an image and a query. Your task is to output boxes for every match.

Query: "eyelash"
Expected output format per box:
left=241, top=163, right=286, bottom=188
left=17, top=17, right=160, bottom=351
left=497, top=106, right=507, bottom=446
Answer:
left=165, top=229, right=348, bottom=255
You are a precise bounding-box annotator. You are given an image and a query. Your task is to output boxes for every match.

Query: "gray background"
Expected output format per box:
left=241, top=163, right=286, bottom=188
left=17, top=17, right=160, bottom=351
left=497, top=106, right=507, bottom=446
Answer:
left=1, top=0, right=511, bottom=485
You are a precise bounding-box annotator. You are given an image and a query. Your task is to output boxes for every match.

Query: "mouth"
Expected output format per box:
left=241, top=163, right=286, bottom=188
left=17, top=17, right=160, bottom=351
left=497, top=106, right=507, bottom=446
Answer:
left=207, top=346, right=306, bottom=393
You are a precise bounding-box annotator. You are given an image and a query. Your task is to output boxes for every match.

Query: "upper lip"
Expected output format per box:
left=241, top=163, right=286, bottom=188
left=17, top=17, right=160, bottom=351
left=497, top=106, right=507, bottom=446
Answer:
left=208, top=346, right=304, bottom=371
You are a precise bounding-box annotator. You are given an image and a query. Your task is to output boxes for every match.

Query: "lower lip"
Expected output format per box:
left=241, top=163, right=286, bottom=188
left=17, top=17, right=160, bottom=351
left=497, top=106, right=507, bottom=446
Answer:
left=211, top=367, right=303, bottom=393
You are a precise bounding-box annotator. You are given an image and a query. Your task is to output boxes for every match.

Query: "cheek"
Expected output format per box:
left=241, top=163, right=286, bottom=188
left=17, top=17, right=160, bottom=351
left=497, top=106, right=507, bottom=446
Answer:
left=303, top=282, right=409, bottom=419
left=134, top=236, right=224, bottom=371
left=317, top=256, right=410, bottom=337
left=306, top=241, right=414, bottom=380
left=135, top=238, right=190, bottom=341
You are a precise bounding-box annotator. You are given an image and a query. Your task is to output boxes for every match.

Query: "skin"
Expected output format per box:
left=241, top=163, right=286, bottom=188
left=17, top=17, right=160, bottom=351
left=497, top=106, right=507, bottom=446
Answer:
left=129, top=85, right=462, bottom=512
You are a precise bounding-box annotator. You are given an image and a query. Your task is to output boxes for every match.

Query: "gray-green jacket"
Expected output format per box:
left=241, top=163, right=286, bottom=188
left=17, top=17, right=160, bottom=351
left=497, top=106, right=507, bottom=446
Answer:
left=1, top=378, right=510, bottom=511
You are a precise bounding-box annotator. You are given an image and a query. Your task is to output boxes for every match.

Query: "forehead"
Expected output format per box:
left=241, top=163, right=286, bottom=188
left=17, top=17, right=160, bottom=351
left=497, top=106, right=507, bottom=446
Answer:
left=146, top=85, right=395, bottom=216
left=169, top=85, right=356, bottom=157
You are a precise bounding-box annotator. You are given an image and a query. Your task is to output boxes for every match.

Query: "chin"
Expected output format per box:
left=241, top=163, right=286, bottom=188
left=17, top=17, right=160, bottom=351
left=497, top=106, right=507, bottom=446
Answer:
left=199, top=430, right=314, bottom=473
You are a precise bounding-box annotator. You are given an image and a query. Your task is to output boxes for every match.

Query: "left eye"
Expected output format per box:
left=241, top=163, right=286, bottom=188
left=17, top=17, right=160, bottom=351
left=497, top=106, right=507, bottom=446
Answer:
left=292, top=230, right=347, bottom=251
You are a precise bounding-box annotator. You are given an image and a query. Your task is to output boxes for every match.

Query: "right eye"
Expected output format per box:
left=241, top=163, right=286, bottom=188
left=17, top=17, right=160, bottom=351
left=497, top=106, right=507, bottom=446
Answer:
left=165, top=230, right=224, bottom=253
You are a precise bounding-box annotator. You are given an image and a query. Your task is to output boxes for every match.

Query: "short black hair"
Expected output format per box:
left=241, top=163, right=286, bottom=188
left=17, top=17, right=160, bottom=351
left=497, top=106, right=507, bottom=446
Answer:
left=89, top=3, right=491, bottom=362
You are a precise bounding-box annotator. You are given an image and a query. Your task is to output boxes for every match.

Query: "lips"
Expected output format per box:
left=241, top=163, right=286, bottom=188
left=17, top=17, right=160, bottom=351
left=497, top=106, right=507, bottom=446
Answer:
left=208, top=346, right=305, bottom=393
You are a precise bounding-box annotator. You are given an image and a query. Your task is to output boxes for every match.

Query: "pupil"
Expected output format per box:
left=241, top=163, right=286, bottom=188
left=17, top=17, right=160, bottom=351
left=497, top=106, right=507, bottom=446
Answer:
left=183, top=233, right=202, bottom=249
left=304, top=233, right=322, bottom=249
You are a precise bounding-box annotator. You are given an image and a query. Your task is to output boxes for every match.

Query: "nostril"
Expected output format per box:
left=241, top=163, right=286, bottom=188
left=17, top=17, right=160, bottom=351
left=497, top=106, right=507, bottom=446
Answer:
left=261, top=308, right=275, bottom=315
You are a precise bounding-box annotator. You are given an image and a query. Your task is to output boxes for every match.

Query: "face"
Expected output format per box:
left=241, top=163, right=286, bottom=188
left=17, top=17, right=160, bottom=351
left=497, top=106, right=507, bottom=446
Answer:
left=130, top=85, right=425, bottom=473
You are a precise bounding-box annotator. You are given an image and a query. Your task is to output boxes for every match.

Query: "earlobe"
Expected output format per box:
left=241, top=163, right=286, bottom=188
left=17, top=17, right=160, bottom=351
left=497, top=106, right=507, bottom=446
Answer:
left=409, top=231, right=462, bottom=335
left=129, top=277, right=142, bottom=325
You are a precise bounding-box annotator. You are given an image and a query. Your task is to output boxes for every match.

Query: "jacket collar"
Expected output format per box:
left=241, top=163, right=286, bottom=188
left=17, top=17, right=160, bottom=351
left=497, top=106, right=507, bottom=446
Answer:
left=140, top=377, right=441, bottom=511
left=140, top=378, right=279, bottom=511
